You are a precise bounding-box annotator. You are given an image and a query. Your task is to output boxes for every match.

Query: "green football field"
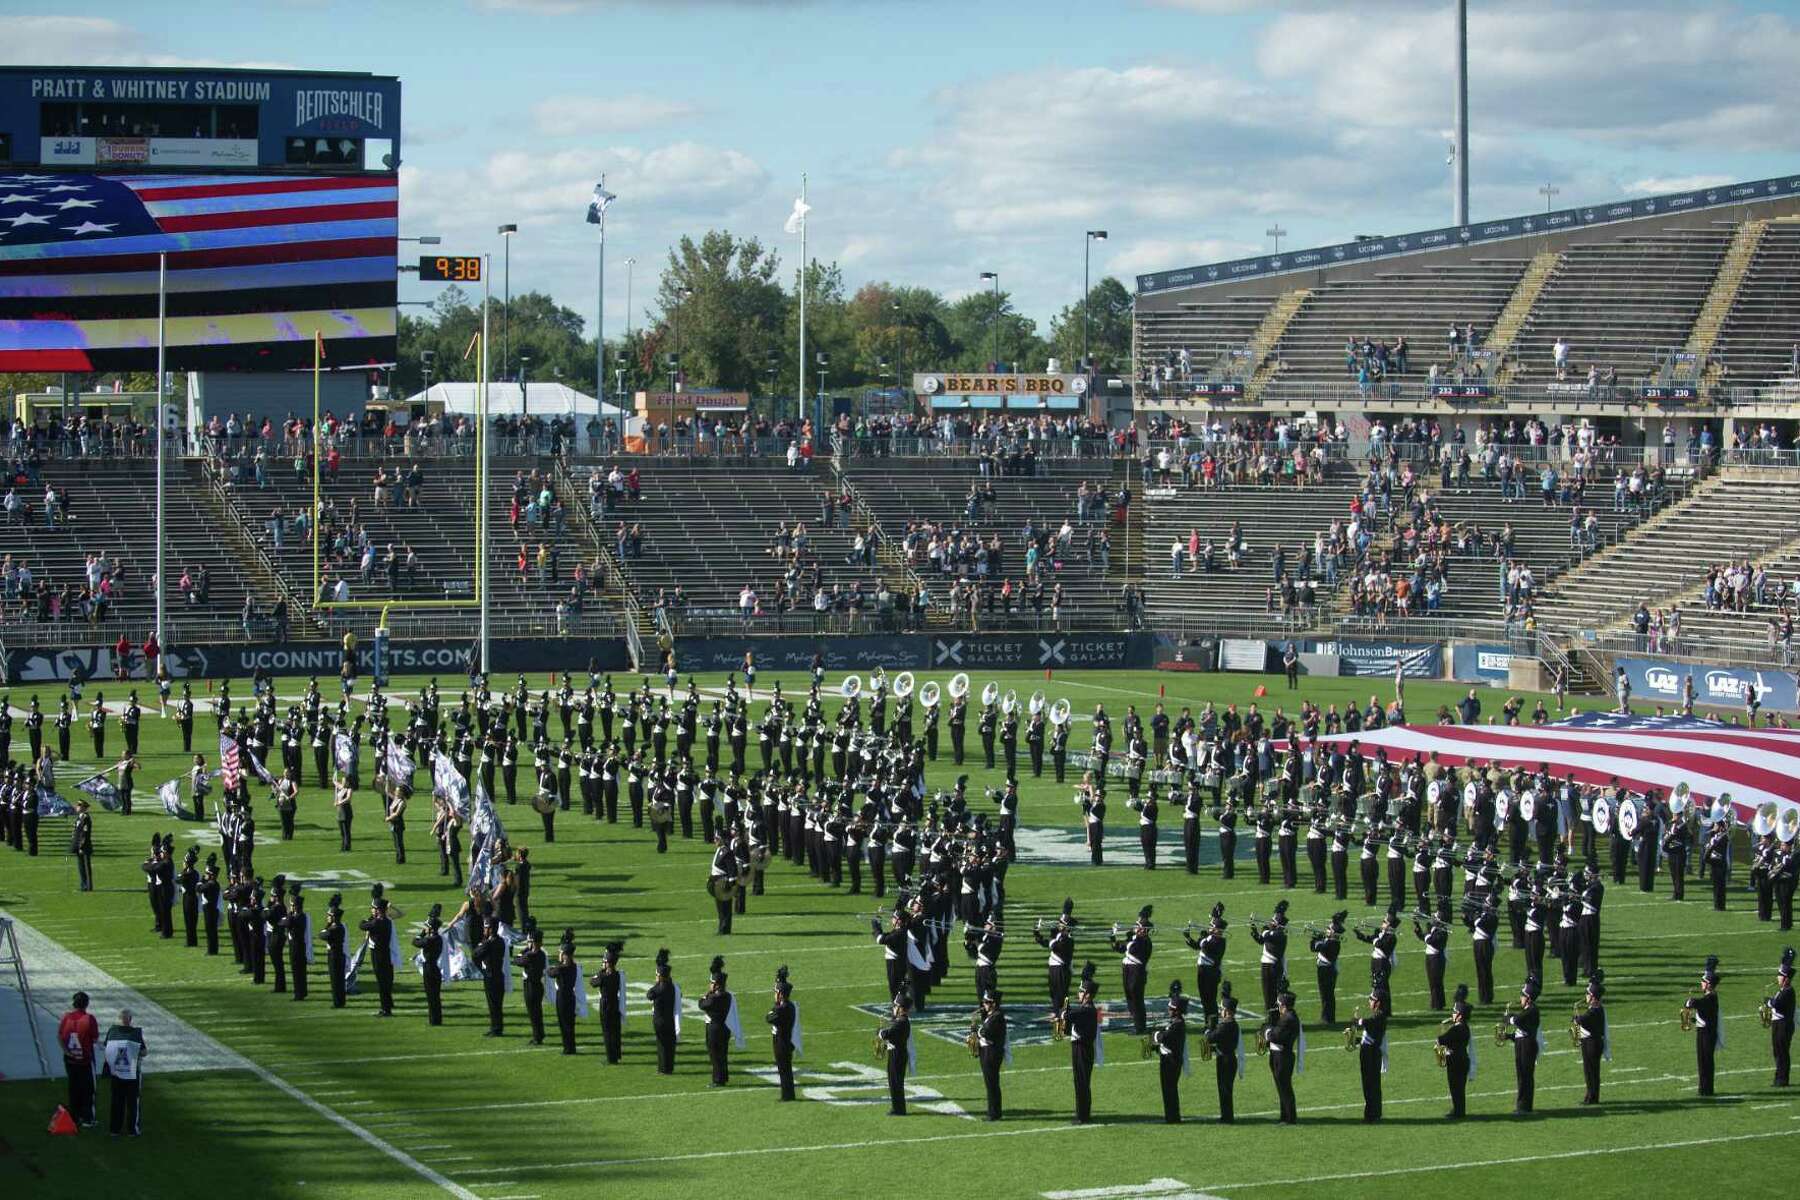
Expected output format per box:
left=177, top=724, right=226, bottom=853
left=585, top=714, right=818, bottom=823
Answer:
left=1, top=666, right=1794, bottom=1200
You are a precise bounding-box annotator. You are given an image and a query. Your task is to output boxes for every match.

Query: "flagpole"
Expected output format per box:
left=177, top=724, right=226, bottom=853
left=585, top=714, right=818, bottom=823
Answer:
left=596, top=202, right=606, bottom=451
left=155, top=252, right=167, bottom=659
left=797, top=172, right=807, bottom=427
left=311, top=325, right=321, bottom=616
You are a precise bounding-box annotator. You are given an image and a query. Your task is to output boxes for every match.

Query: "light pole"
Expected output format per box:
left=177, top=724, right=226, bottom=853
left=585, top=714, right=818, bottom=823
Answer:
left=1266, top=224, right=1287, bottom=254
left=672, top=286, right=692, bottom=393
left=979, top=271, right=1000, bottom=371
left=497, top=223, right=517, bottom=379
left=1083, top=230, right=1107, bottom=370
left=816, top=351, right=830, bottom=431
left=1539, top=183, right=1560, bottom=214
left=625, top=257, right=637, bottom=335
left=587, top=179, right=617, bottom=449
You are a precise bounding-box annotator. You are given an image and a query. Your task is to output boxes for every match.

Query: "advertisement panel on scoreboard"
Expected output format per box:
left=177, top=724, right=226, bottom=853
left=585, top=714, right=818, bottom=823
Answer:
left=0, top=172, right=396, bottom=372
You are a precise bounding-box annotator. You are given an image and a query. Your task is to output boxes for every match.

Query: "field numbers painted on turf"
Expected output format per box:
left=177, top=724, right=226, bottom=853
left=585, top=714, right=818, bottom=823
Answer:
left=1043, top=1181, right=1226, bottom=1200
left=744, top=1060, right=971, bottom=1119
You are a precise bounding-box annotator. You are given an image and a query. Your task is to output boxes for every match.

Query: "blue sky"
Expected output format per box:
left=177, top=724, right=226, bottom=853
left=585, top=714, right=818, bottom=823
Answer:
left=6, top=0, right=1800, bottom=343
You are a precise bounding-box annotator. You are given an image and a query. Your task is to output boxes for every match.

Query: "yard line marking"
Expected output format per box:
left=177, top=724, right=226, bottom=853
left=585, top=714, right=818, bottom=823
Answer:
left=408, top=1144, right=454, bottom=1152
left=1750, top=1102, right=1793, bottom=1110
left=1, top=911, right=483, bottom=1200
left=454, top=1122, right=1098, bottom=1175
left=1044, top=1183, right=1195, bottom=1199
left=1196, top=1128, right=1800, bottom=1192
left=425, top=1156, right=476, bottom=1164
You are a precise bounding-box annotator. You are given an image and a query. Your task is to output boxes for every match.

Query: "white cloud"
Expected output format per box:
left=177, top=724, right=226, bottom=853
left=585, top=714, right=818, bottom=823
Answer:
left=1623, top=174, right=1739, bottom=196
left=474, top=0, right=814, bottom=10
left=531, top=94, right=701, bottom=137
left=0, top=16, right=292, bottom=69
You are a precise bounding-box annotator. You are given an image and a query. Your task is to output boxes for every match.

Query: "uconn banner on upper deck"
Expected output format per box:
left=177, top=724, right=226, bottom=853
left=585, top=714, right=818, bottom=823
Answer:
left=1616, top=657, right=1800, bottom=714
left=1137, top=174, right=1800, bottom=294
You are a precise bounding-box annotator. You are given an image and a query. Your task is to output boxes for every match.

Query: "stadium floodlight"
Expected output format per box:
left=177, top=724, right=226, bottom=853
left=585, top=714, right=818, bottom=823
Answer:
left=498, top=224, right=518, bottom=378
left=979, top=271, right=1001, bottom=369
left=402, top=235, right=442, bottom=245
left=1084, top=231, right=1108, bottom=371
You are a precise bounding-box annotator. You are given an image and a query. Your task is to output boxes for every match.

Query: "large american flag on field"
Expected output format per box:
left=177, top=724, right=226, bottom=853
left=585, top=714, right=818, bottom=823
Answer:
left=219, top=731, right=242, bottom=793
left=1311, top=713, right=1800, bottom=821
left=0, top=171, right=396, bottom=372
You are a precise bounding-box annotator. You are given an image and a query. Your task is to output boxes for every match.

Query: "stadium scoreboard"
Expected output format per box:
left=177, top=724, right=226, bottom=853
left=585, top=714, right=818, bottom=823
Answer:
left=419, top=255, right=482, bottom=283
left=0, top=66, right=400, bottom=173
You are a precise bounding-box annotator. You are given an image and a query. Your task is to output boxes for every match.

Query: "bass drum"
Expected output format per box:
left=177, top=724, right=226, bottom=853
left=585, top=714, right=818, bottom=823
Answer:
left=1591, top=796, right=1613, bottom=836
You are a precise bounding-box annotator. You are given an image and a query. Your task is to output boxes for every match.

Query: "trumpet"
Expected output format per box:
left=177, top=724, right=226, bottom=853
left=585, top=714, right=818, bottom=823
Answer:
left=1494, top=1001, right=1515, bottom=1046
left=1343, top=1005, right=1362, bottom=1052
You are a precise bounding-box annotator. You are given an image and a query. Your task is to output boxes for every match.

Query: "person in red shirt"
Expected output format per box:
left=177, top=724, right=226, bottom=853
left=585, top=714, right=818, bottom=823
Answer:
left=141, top=631, right=160, bottom=681
left=57, top=991, right=100, bottom=1127
left=114, top=634, right=132, bottom=681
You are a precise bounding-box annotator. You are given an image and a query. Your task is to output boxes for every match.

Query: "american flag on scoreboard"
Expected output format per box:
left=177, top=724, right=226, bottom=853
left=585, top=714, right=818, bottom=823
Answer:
left=219, top=731, right=242, bottom=793
left=0, top=171, right=396, bottom=371
left=1309, top=713, right=1800, bottom=819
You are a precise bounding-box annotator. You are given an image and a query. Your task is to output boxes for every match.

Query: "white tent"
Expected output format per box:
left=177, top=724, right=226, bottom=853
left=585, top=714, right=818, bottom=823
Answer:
left=406, top=382, right=630, bottom=420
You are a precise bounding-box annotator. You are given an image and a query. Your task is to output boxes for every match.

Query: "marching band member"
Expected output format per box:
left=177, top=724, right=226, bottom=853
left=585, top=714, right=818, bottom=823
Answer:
left=1066, top=964, right=1101, bottom=1124
left=1437, top=984, right=1475, bottom=1119
left=1576, top=971, right=1609, bottom=1104
left=1310, top=911, right=1344, bottom=1025
left=1204, top=983, right=1243, bottom=1123
left=1263, top=990, right=1302, bottom=1125
left=1414, top=912, right=1449, bottom=1011
left=648, top=948, right=679, bottom=1075
left=879, top=988, right=912, bottom=1115
left=413, top=904, right=446, bottom=1026
left=1353, top=986, right=1388, bottom=1122
left=1184, top=904, right=1227, bottom=1025
left=1034, top=900, right=1076, bottom=1018
left=768, top=965, right=799, bottom=1100
left=1151, top=979, right=1188, bottom=1124
left=698, top=955, right=743, bottom=1086
left=1250, top=902, right=1289, bottom=1015
left=1505, top=974, right=1545, bottom=1115
left=1771, top=947, right=1795, bottom=1087
left=1684, top=955, right=1723, bottom=1096
left=1111, top=906, right=1154, bottom=1034
left=976, top=987, right=1008, bottom=1121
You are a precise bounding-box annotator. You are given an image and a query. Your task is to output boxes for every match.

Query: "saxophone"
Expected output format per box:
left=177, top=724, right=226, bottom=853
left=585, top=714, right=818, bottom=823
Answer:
left=874, top=1027, right=888, bottom=1060
left=965, top=1011, right=982, bottom=1057
left=1493, top=1000, right=1514, bottom=1046
left=1678, top=989, right=1696, bottom=1033
left=1569, top=1000, right=1585, bottom=1048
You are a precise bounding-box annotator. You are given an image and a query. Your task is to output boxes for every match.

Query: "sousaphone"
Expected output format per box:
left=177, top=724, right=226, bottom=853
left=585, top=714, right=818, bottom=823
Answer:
left=948, top=673, right=971, bottom=700
left=981, top=681, right=1001, bottom=707
left=841, top=675, right=863, bottom=699
left=1048, top=698, right=1072, bottom=726
left=893, top=671, right=916, bottom=700
left=919, top=680, right=941, bottom=709
left=1753, top=801, right=1779, bottom=838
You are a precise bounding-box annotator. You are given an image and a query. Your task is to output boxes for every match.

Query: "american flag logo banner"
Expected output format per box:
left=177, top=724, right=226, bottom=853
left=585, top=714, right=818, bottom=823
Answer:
left=218, top=731, right=242, bottom=793
left=1310, top=713, right=1800, bottom=821
left=0, top=172, right=396, bottom=371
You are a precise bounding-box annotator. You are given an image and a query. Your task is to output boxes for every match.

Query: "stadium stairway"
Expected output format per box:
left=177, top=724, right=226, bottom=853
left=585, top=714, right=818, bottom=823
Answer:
left=1259, top=258, right=1527, bottom=398
left=1506, top=228, right=1732, bottom=386
left=842, top=457, right=1126, bottom=628
left=1686, top=218, right=1768, bottom=370
left=1138, top=462, right=1364, bottom=632
left=1533, top=469, right=1800, bottom=637
left=1134, top=294, right=1278, bottom=400
left=1242, top=288, right=1310, bottom=402
left=581, top=460, right=872, bottom=617
left=1652, top=527, right=1800, bottom=660
left=1486, top=248, right=1563, bottom=381
left=1710, top=217, right=1800, bottom=391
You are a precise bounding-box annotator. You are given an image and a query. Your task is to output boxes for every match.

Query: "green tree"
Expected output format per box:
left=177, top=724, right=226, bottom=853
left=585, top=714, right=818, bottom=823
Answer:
left=943, top=288, right=1045, bottom=373
left=1047, top=277, right=1133, bottom=373
left=652, top=231, right=789, bottom=393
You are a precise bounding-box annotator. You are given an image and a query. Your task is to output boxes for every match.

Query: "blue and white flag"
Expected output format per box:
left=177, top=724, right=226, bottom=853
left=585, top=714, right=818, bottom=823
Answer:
left=385, top=739, right=415, bottom=785
left=468, top=779, right=508, bottom=893
left=334, top=732, right=356, bottom=775
left=432, top=751, right=471, bottom=822
left=75, top=773, right=119, bottom=812
left=156, top=777, right=196, bottom=821
left=585, top=178, right=616, bottom=226
left=37, top=788, right=74, bottom=817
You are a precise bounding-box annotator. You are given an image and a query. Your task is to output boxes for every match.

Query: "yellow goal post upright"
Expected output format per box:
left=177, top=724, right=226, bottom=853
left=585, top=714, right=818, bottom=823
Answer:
left=311, top=253, right=491, bottom=677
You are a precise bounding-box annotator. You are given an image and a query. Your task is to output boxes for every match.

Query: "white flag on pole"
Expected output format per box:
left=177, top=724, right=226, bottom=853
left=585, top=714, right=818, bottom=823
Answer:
left=587, top=178, right=616, bottom=225
left=783, top=196, right=811, bottom=235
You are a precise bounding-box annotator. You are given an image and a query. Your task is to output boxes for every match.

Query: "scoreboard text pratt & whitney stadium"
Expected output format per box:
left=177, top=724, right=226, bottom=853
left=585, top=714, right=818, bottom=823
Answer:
left=0, top=67, right=401, bottom=373
left=0, top=66, right=400, bottom=172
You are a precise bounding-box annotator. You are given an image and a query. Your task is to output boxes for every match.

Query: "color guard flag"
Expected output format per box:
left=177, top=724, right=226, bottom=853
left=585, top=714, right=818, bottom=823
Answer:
left=783, top=196, right=811, bottom=236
